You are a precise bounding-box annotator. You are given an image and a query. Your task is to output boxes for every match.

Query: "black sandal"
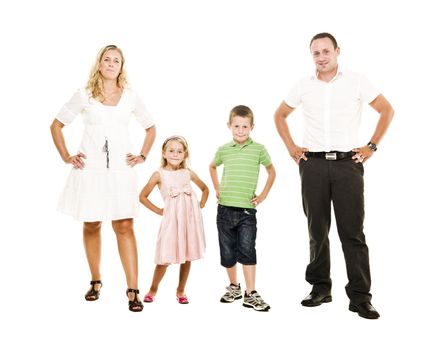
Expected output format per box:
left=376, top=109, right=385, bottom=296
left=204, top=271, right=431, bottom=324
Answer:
left=126, top=288, right=144, bottom=312
left=85, top=280, right=102, bottom=301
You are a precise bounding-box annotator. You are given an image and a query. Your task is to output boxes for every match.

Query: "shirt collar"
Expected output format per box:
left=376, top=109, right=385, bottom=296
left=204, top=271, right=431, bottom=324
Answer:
left=312, top=65, right=343, bottom=82
left=230, top=137, right=253, bottom=148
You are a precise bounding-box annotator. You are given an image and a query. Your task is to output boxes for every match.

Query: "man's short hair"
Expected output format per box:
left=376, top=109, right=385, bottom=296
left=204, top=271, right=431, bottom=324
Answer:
left=310, top=32, right=338, bottom=49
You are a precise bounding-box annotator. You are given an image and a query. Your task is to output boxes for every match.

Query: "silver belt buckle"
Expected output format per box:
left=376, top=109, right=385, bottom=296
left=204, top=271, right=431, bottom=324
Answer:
left=325, top=152, right=337, bottom=160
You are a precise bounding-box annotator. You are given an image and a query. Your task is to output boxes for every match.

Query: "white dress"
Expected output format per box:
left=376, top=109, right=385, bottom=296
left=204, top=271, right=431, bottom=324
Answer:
left=56, top=88, right=154, bottom=222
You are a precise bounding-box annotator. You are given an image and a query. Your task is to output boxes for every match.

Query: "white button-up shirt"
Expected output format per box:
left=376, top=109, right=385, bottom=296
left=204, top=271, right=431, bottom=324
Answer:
left=285, top=68, right=379, bottom=152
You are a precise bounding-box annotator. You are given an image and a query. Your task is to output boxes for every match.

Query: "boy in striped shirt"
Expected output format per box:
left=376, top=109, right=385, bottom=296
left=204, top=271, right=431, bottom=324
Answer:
left=210, top=105, right=276, bottom=312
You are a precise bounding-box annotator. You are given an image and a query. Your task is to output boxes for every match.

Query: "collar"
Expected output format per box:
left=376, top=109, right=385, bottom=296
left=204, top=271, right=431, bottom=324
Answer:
left=312, top=65, right=343, bottom=82
left=229, top=137, right=253, bottom=148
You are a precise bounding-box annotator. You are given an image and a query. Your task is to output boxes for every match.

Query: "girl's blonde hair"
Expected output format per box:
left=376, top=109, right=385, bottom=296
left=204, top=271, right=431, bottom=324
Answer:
left=161, top=136, right=189, bottom=169
left=86, top=44, right=128, bottom=101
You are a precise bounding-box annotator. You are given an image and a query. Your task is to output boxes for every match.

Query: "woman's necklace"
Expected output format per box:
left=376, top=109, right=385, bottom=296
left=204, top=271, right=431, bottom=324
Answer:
left=103, top=89, right=120, bottom=101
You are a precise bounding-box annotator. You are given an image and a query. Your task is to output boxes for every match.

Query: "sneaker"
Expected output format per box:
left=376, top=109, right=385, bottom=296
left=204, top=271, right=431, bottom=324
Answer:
left=220, top=283, right=242, bottom=303
left=243, top=290, right=270, bottom=311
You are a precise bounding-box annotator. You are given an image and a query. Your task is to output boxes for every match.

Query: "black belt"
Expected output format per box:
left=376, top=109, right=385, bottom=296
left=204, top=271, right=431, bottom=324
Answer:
left=305, top=151, right=355, bottom=160
left=218, top=204, right=255, bottom=212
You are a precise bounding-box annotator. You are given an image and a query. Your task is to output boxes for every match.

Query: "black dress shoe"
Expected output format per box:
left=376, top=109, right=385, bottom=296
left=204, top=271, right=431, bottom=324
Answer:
left=301, top=292, right=332, bottom=307
left=349, top=301, right=380, bottom=319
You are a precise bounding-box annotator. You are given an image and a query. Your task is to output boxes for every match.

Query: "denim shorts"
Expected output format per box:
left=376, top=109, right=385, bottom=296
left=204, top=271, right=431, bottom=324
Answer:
left=217, top=204, right=257, bottom=267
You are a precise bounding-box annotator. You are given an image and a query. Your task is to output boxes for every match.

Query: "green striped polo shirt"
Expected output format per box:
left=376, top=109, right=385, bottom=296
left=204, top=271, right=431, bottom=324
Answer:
left=214, top=138, right=272, bottom=209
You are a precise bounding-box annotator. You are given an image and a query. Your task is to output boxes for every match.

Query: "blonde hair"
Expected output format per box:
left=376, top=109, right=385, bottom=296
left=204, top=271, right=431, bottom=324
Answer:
left=86, top=44, right=128, bottom=101
left=161, top=135, right=190, bottom=169
left=228, top=105, right=254, bottom=125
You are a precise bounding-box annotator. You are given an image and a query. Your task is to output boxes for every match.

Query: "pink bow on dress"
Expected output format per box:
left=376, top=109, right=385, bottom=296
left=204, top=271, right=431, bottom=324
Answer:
left=168, top=185, right=192, bottom=198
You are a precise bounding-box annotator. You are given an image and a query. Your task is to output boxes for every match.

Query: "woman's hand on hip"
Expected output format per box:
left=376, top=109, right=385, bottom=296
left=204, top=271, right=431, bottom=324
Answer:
left=126, top=153, right=144, bottom=167
left=65, top=153, right=86, bottom=169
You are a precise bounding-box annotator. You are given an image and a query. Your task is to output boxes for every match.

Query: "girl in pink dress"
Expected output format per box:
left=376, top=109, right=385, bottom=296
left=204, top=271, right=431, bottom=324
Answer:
left=139, top=136, right=209, bottom=304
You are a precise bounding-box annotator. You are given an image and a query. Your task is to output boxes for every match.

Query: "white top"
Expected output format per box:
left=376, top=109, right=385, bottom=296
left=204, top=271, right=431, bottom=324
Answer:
left=285, top=68, right=379, bottom=152
left=56, top=87, right=154, bottom=128
left=56, top=88, right=154, bottom=171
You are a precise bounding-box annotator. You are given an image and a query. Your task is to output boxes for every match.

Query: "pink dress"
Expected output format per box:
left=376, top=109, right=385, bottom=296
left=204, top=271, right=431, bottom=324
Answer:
left=155, top=168, right=206, bottom=265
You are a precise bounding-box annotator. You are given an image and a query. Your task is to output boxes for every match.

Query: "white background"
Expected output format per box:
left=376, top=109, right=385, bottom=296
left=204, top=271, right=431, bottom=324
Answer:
left=1, top=0, right=442, bottom=348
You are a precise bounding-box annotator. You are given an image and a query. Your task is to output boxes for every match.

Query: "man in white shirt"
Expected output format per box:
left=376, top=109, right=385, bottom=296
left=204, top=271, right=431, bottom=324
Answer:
left=274, top=33, right=394, bottom=319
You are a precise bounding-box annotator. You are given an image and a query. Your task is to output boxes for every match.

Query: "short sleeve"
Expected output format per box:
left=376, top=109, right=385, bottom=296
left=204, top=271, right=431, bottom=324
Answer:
left=359, top=74, right=380, bottom=104
left=133, top=91, right=155, bottom=129
left=284, top=81, right=302, bottom=109
left=56, top=89, right=88, bottom=125
left=214, top=147, right=223, bottom=166
left=259, top=145, right=272, bottom=167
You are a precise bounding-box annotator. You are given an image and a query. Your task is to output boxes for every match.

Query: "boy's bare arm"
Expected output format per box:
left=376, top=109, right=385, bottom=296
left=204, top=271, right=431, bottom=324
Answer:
left=251, top=164, right=276, bottom=207
left=209, top=160, right=220, bottom=199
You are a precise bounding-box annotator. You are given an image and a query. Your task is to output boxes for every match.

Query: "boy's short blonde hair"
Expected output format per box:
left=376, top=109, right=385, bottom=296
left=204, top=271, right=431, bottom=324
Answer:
left=229, top=105, right=254, bottom=126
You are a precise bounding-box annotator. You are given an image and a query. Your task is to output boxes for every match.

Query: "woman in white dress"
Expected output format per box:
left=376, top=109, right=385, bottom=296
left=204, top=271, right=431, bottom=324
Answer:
left=50, top=45, right=156, bottom=312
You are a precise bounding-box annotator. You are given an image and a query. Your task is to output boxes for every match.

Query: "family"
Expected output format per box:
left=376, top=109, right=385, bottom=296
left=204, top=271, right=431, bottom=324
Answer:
left=50, top=33, right=394, bottom=319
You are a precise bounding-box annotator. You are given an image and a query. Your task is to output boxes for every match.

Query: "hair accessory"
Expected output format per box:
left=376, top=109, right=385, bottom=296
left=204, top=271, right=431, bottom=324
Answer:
left=163, top=135, right=188, bottom=147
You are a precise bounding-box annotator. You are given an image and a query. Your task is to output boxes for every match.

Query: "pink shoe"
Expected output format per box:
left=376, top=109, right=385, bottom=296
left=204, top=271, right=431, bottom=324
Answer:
left=177, top=295, right=189, bottom=304
left=143, top=294, right=154, bottom=303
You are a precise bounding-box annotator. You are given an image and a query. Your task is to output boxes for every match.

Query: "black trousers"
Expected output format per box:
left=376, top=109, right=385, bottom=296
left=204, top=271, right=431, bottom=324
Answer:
left=299, top=157, right=372, bottom=304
